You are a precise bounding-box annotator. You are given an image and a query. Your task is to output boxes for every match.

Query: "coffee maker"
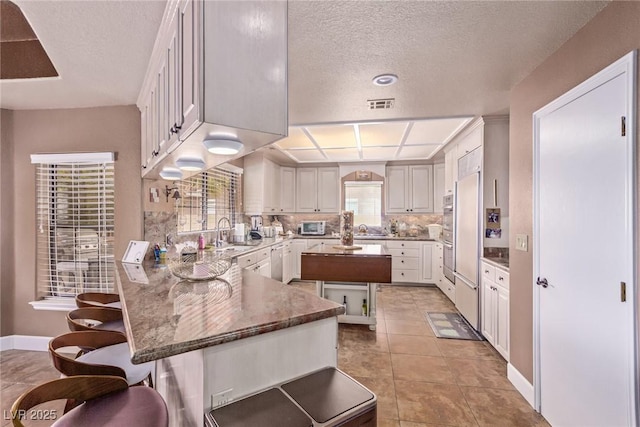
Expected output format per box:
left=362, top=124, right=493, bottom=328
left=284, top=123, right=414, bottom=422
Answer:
left=250, top=215, right=263, bottom=239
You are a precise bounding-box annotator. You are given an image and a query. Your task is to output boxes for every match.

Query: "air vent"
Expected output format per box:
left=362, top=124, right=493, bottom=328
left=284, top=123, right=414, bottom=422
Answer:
left=367, top=98, right=394, bottom=110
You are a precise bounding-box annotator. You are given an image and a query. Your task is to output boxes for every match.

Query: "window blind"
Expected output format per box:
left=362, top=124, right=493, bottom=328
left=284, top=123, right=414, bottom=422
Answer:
left=344, top=181, right=383, bottom=227
left=33, top=155, right=115, bottom=299
left=176, top=166, right=243, bottom=233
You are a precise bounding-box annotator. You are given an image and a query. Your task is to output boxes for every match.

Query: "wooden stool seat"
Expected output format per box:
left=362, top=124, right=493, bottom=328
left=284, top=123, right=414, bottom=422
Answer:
left=49, top=331, right=152, bottom=386
left=67, top=307, right=125, bottom=333
left=10, top=376, right=168, bottom=427
left=76, top=292, right=122, bottom=309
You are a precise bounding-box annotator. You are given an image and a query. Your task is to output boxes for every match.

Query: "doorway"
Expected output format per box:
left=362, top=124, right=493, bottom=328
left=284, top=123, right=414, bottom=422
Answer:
left=533, top=51, right=637, bottom=425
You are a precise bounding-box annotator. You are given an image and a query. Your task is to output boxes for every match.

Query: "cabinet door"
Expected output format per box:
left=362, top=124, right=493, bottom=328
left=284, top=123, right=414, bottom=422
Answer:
left=296, top=168, right=317, bottom=212
left=140, top=96, right=152, bottom=175
left=420, top=243, right=434, bottom=283
left=166, top=12, right=181, bottom=148
left=280, top=167, right=296, bottom=212
left=179, top=0, right=200, bottom=137
left=155, top=56, right=169, bottom=157
left=481, top=280, right=496, bottom=345
left=444, top=148, right=455, bottom=195
left=496, top=286, right=509, bottom=359
left=386, top=166, right=409, bottom=213
left=433, top=163, right=445, bottom=212
left=291, top=240, right=307, bottom=279
left=263, top=159, right=280, bottom=213
left=410, top=165, right=433, bottom=212
left=456, top=125, right=483, bottom=159
left=316, top=167, right=339, bottom=213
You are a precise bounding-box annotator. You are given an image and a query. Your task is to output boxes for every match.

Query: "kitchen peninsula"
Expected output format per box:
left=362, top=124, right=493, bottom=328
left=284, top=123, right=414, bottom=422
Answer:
left=301, top=243, right=392, bottom=330
left=116, top=261, right=344, bottom=426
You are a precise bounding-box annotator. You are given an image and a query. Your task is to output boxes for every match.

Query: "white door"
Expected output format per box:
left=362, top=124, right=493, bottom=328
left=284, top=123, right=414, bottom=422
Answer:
left=534, top=52, right=636, bottom=426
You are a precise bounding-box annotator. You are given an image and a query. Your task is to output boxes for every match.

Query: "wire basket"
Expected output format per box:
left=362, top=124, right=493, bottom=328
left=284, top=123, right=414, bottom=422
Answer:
left=168, top=254, right=232, bottom=281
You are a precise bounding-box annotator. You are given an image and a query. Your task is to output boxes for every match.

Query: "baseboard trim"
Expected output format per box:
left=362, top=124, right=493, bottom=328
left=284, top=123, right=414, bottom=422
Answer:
left=507, top=363, right=535, bottom=408
left=0, top=335, right=51, bottom=352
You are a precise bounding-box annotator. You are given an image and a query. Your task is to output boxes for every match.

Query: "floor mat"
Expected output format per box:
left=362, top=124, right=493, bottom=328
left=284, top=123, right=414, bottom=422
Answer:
left=425, top=312, right=483, bottom=340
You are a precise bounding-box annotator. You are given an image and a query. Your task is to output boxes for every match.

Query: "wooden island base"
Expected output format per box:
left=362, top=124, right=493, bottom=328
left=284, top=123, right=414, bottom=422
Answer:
left=301, top=243, right=392, bottom=331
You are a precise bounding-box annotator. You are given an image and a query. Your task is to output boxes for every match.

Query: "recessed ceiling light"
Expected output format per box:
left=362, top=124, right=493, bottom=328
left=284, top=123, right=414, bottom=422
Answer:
left=175, top=157, right=206, bottom=171
left=203, top=137, right=244, bottom=155
left=159, top=167, right=183, bottom=181
left=372, top=74, right=398, bottom=86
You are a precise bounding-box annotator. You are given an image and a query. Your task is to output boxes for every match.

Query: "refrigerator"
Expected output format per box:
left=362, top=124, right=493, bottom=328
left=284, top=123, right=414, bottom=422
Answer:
left=454, top=153, right=481, bottom=330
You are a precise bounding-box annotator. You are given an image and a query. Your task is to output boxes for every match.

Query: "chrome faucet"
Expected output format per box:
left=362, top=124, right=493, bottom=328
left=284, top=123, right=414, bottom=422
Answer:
left=215, top=217, right=232, bottom=247
left=358, top=224, right=368, bottom=234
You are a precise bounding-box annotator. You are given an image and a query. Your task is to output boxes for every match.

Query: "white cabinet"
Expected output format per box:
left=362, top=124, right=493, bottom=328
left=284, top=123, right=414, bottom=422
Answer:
left=433, top=163, right=445, bottom=212
left=282, top=241, right=293, bottom=284
left=237, top=247, right=271, bottom=279
left=420, top=242, right=442, bottom=284
left=295, top=168, right=339, bottom=213
left=387, top=240, right=421, bottom=283
left=280, top=167, right=296, bottom=213
left=481, top=261, right=509, bottom=360
left=385, top=165, right=433, bottom=213
left=137, top=0, right=287, bottom=177
left=444, top=146, right=456, bottom=195
left=244, top=154, right=297, bottom=215
left=291, top=239, right=308, bottom=279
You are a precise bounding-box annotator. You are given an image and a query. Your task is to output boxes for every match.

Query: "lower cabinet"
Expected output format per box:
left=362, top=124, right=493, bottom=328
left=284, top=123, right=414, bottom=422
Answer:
left=387, top=240, right=421, bottom=283
left=420, top=242, right=441, bottom=284
left=237, top=247, right=272, bottom=278
left=282, top=241, right=293, bottom=284
left=291, top=239, right=308, bottom=279
left=481, top=261, right=509, bottom=360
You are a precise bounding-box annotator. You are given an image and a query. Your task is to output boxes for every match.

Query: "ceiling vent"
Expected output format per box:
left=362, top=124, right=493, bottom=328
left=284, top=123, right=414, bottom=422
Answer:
left=367, top=98, right=394, bottom=110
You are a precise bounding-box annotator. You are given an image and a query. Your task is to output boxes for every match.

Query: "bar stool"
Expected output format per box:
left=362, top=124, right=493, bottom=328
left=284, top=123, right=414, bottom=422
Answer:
left=10, top=375, right=168, bottom=427
left=76, top=292, right=122, bottom=309
left=49, top=331, right=153, bottom=387
left=66, top=307, right=125, bottom=334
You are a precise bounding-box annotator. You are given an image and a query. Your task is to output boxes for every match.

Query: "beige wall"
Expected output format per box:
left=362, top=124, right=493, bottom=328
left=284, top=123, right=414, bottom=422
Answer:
left=509, top=1, right=640, bottom=382
left=1, top=109, right=16, bottom=335
left=2, top=105, right=142, bottom=337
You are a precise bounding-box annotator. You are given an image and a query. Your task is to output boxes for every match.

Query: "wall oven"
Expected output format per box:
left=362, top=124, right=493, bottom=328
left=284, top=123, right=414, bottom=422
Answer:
left=442, top=194, right=455, bottom=284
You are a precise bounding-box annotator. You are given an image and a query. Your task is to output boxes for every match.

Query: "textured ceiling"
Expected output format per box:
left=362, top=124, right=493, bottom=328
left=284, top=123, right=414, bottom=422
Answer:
left=0, top=0, right=165, bottom=109
left=0, top=1, right=608, bottom=133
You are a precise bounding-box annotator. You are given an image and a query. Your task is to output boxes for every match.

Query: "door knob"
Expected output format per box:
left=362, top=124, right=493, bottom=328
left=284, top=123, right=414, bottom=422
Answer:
left=536, top=277, right=549, bottom=288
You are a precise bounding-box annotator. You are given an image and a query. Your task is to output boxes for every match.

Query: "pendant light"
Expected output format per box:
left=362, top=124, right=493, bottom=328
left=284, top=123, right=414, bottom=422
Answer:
left=159, top=167, right=183, bottom=181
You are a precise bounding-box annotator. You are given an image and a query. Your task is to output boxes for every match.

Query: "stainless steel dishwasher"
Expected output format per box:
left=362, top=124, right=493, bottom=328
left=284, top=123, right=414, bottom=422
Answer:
left=270, top=243, right=284, bottom=282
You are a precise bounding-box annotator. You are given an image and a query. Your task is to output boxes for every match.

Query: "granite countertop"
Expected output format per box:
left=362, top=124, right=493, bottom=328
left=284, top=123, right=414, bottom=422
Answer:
left=303, top=243, right=390, bottom=257
left=481, top=256, right=509, bottom=270
left=116, top=262, right=343, bottom=364
left=300, top=234, right=436, bottom=241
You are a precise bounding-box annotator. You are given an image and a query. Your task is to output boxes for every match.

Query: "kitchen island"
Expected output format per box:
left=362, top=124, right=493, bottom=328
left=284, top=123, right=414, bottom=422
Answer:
left=301, top=243, right=392, bottom=330
left=116, top=261, right=344, bottom=427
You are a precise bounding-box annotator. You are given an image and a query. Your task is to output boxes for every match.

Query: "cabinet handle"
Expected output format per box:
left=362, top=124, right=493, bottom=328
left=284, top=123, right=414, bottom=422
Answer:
left=484, top=270, right=489, bottom=274
left=498, top=276, right=504, bottom=281
left=401, top=260, right=404, bottom=263
left=401, top=252, right=404, bottom=255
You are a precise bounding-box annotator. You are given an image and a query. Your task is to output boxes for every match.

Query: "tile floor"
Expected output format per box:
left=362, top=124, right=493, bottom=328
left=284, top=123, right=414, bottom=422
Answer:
left=295, top=282, right=549, bottom=427
left=0, top=283, right=549, bottom=426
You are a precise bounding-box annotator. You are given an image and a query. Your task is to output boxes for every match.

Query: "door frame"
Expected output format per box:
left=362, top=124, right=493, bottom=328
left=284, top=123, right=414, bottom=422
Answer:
left=532, top=50, right=638, bottom=420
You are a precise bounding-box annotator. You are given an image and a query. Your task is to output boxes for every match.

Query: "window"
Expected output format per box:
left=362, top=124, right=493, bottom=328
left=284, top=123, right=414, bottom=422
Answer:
left=31, top=153, right=115, bottom=305
left=344, top=181, right=383, bottom=226
left=176, top=165, right=243, bottom=233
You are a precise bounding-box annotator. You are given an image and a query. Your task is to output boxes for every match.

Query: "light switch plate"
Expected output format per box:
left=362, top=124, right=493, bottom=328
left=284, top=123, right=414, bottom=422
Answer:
left=516, top=234, right=528, bottom=252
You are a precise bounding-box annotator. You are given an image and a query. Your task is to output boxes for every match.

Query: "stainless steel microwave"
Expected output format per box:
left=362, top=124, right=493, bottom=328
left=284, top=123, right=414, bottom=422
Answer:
left=299, top=221, right=326, bottom=235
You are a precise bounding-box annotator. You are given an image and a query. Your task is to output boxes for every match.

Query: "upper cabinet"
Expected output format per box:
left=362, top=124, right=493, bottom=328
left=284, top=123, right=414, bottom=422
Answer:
left=244, top=153, right=295, bottom=215
left=433, top=163, right=445, bottom=212
left=386, top=165, right=434, bottom=214
left=296, top=167, right=340, bottom=213
left=138, top=0, right=288, bottom=178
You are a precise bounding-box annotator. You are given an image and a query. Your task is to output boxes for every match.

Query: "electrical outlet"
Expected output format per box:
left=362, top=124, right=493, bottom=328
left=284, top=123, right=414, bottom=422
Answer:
left=211, top=389, right=233, bottom=408
left=516, top=234, right=528, bottom=252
